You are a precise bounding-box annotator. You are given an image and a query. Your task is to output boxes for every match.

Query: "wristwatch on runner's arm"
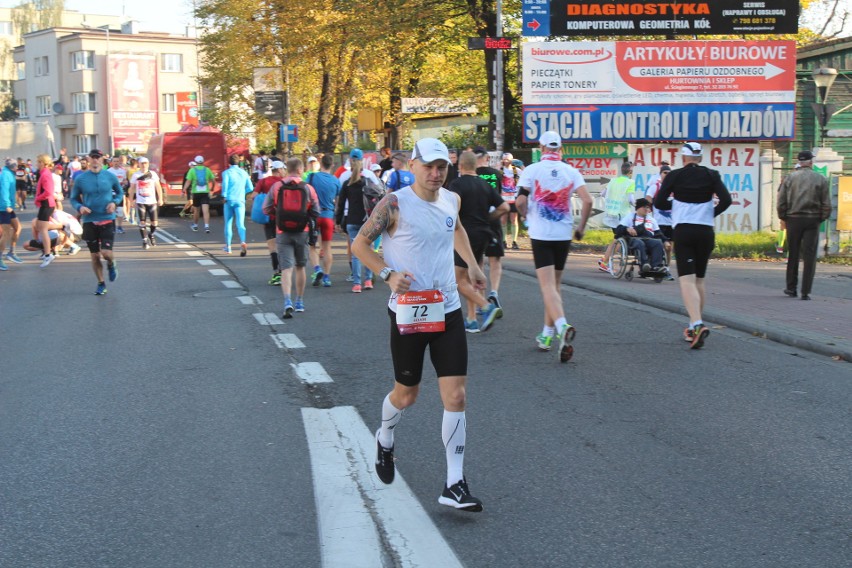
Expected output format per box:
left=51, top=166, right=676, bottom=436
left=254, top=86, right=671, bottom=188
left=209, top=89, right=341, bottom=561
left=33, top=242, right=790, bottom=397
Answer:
left=380, top=267, right=395, bottom=281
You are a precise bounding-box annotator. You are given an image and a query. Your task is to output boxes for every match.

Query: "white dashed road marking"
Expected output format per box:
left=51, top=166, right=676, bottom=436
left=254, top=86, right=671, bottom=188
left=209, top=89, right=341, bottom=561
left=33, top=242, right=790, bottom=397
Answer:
left=221, top=280, right=242, bottom=289
left=237, top=295, right=263, bottom=305
left=185, top=251, right=204, bottom=257
left=209, top=269, right=229, bottom=276
left=301, top=406, right=464, bottom=568
left=253, top=313, right=284, bottom=326
left=270, top=333, right=305, bottom=349
left=175, top=243, right=192, bottom=249
left=197, top=259, right=216, bottom=266
left=291, top=362, right=333, bottom=384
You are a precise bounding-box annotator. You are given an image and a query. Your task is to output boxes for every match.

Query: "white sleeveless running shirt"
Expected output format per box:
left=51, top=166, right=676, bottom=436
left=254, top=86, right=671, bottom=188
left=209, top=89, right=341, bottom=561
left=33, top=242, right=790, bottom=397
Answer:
left=384, top=187, right=461, bottom=313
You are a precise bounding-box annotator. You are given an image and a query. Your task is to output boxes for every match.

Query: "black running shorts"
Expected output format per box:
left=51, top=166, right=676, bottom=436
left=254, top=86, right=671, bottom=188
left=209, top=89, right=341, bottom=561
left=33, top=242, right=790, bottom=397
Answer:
left=191, top=193, right=211, bottom=207
left=37, top=204, right=55, bottom=222
left=531, top=238, right=571, bottom=270
left=673, top=224, right=715, bottom=278
left=388, top=308, right=467, bottom=387
left=454, top=229, right=489, bottom=269
left=82, top=221, right=116, bottom=253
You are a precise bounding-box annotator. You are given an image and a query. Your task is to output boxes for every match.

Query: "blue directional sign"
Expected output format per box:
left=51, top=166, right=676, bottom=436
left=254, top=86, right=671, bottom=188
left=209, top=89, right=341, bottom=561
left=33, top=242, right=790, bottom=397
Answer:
left=279, top=124, right=298, bottom=143
left=522, top=0, right=551, bottom=37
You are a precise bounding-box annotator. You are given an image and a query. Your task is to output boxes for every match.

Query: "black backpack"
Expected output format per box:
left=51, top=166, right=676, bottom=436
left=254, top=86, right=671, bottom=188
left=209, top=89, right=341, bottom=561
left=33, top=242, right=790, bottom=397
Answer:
left=275, top=179, right=311, bottom=232
left=362, top=178, right=387, bottom=218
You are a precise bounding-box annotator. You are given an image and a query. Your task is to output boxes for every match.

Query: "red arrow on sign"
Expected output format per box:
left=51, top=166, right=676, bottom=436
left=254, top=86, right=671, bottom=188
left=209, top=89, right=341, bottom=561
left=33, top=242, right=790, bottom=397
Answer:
left=743, top=198, right=752, bottom=208
left=527, top=19, right=540, bottom=32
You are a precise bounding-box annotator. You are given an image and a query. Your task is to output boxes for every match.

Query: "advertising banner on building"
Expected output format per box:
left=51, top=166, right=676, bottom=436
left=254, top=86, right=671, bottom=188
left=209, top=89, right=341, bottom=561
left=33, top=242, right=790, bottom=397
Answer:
left=109, top=53, right=159, bottom=150
left=630, top=143, right=760, bottom=233
left=838, top=176, right=852, bottom=231
left=177, top=92, right=199, bottom=126
left=522, top=41, right=796, bottom=142
left=524, top=0, right=799, bottom=37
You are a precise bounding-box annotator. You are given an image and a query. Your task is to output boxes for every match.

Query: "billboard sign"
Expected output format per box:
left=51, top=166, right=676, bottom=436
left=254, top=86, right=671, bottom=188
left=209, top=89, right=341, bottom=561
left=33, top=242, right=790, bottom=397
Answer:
left=108, top=53, right=159, bottom=150
left=631, top=143, right=760, bottom=233
left=522, top=41, right=796, bottom=142
left=523, top=0, right=798, bottom=37
left=177, top=91, right=199, bottom=126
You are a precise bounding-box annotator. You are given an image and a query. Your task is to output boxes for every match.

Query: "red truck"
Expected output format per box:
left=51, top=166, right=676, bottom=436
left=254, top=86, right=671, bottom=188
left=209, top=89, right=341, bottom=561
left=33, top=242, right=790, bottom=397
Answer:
left=146, top=131, right=227, bottom=211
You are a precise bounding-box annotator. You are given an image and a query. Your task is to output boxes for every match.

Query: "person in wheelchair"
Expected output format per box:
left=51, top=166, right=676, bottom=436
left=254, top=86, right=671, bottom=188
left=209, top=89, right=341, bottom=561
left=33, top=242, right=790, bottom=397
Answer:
left=615, top=198, right=667, bottom=273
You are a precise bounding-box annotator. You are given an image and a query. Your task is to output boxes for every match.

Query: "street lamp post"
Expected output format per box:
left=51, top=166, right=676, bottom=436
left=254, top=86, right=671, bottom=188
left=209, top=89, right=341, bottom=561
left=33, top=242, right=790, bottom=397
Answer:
left=811, top=67, right=838, bottom=146
left=82, top=23, right=112, bottom=153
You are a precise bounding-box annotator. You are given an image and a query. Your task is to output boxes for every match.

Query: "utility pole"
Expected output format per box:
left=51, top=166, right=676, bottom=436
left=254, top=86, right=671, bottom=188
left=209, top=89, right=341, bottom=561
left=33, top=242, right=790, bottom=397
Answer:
left=494, top=0, right=504, bottom=153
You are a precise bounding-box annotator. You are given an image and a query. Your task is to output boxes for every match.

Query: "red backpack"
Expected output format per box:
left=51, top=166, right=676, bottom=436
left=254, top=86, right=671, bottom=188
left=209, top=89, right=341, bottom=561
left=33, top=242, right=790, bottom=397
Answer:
left=274, top=179, right=310, bottom=232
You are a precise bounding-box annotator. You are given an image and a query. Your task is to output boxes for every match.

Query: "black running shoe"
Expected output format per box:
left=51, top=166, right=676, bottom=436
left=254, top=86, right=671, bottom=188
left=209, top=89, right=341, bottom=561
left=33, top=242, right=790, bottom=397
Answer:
left=438, top=478, right=483, bottom=512
left=375, top=431, right=395, bottom=484
left=312, top=270, right=324, bottom=287
left=690, top=324, right=710, bottom=349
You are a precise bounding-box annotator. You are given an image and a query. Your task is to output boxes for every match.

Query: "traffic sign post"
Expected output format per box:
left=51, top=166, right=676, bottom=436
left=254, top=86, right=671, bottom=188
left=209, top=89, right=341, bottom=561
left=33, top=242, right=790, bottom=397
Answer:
left=279, top=124, right=298, bottom=143
left=255, top=91, right=287, bottom=123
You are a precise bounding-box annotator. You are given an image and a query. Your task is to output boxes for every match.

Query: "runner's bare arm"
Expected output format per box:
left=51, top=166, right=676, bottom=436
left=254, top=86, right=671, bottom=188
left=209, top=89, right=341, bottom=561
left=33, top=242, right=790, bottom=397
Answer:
left=358, top=193, right=398, bottom=243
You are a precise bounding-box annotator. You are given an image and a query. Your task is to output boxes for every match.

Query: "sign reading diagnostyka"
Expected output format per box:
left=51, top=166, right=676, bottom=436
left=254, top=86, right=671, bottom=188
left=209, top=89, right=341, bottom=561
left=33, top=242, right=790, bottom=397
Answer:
left=522, top=40, right=796, bottom=142
left=547, top=0, right=798, bottom=36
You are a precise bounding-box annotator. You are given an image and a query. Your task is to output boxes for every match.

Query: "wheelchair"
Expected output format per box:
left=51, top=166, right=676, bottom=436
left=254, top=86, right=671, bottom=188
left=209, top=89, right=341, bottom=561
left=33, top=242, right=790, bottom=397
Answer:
left=607, top=236, right=671, bottom=284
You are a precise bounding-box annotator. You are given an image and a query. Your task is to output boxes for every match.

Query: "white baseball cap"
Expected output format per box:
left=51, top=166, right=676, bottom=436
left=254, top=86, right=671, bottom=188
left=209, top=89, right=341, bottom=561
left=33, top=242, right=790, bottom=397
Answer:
left=411, top=138, right=451, bottom=164
left=194, top=155, right=204, bottom=163
left=681, top=142, right=702, bottom=156
left=307, top=156, right=318, bottom=163
left=137, top=156, right=149, bottom=164
left=370, top=163, right=382, bottom=171
left=270, top=160, right=285, bottom=170
left=188, top=161, right=196, bottom=167
left=539, top=131, right=561, bottom=148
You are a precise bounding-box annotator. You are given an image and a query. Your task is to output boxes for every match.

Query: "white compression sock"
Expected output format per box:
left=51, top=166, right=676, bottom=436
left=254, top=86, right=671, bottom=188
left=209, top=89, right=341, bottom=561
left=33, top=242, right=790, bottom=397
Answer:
left=442, top=410, right=466, bottom=487
left=378, top=394, right=403, bottom=448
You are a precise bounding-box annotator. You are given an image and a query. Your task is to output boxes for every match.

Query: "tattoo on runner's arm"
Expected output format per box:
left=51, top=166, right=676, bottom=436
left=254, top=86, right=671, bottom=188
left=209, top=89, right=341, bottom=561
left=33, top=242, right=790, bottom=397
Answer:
left=359, top=194, right=398, bottom=242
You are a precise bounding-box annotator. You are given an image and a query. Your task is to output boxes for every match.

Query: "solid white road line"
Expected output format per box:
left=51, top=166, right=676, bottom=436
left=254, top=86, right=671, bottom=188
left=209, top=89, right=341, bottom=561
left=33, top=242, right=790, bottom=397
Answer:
left=291, top=362, right=333, bottom=384
left=208, top=269, right=229, bottom=276
left=221, top=280, right=242, bottom=289
left=270, top=333, right=305, bottom=349
left=301, top=407, right=464, bottom=568
left=237, top=295, right=263, bottom=305
left=253, top=313, right=284, bottom=325
left=197, top=259, right=216, bottom=266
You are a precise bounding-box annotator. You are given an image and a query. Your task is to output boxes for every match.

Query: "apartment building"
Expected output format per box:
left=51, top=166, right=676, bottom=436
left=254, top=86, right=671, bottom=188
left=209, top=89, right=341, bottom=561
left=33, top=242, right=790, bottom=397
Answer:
left=12, top=20, right=200, bottom=155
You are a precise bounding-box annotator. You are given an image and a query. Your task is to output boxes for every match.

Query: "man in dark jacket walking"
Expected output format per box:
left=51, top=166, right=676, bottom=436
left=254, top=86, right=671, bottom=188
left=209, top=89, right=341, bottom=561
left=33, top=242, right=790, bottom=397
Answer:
left=777, top=150, right=832, bottom=300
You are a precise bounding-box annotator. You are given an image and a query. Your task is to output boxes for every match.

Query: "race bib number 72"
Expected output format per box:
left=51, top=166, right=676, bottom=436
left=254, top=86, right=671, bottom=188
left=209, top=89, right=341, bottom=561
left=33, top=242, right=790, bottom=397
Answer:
left=396, top=290, right=445, bottom=335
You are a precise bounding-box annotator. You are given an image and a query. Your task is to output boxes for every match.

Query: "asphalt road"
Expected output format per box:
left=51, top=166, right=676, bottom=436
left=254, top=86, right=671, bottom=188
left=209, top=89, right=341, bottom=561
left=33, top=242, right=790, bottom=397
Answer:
left=1, top=211, right=850, bottom=568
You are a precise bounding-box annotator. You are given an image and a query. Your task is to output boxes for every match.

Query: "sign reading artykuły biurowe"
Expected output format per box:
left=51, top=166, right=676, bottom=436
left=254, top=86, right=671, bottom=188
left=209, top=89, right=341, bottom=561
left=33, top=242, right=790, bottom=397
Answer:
left=522, top=40, right=796, bottom=143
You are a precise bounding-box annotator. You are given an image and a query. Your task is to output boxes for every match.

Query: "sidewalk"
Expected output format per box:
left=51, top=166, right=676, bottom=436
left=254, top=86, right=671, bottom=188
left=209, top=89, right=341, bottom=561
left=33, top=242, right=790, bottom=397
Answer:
left=502, top=247, right=852, bottom=362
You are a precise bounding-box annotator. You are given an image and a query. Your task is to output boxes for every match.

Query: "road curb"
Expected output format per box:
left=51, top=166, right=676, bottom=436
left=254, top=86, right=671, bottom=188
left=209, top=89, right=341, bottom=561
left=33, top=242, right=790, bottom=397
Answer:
left=566, top=276, right=852, bottom=362
left=506, top=259, right=851, bottom=362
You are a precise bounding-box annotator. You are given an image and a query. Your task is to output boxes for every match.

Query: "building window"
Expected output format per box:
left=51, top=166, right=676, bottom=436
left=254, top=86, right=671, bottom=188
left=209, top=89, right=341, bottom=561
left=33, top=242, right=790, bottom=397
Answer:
left=16, top=62, right=25, bottom=80
left=0, top=80, right=12, bottom=94
left=33, top=56, right=49, bottom=77
left=161, top=53, right=182, bottom=72
left=74, top=135, right=98, bottom=155
left=0, top=21, right=13, bottom=36
left=71, top=51, right=95, bottom=71
left=73, top=92, right=96, bottom=113
left=18, top=99, right=28, bottom=118
left=36, top=95, right=51, bottom=116
left=162, top=93, right=176, bottom=112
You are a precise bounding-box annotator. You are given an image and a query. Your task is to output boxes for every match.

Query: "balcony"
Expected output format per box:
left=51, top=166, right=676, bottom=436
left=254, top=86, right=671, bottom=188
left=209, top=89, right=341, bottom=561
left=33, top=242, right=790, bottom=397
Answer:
left=54, top=113, right=78, bottom=129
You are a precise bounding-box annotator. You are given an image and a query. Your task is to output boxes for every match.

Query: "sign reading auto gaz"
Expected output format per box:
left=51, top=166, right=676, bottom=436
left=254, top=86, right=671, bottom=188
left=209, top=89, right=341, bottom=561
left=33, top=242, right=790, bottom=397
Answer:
left=522, top=40, right=796, bottom=142
left=545, top=0, right=798, bottom=36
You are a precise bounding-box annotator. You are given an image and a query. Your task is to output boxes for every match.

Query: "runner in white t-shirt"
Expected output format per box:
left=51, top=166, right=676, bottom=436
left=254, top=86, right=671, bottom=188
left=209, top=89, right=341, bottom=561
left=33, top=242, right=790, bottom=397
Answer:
left=129, top=157, right=164, bottom=249
left=516, top=130, right=593, bottom=362
left=107, top=157, right=129, bottom=233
